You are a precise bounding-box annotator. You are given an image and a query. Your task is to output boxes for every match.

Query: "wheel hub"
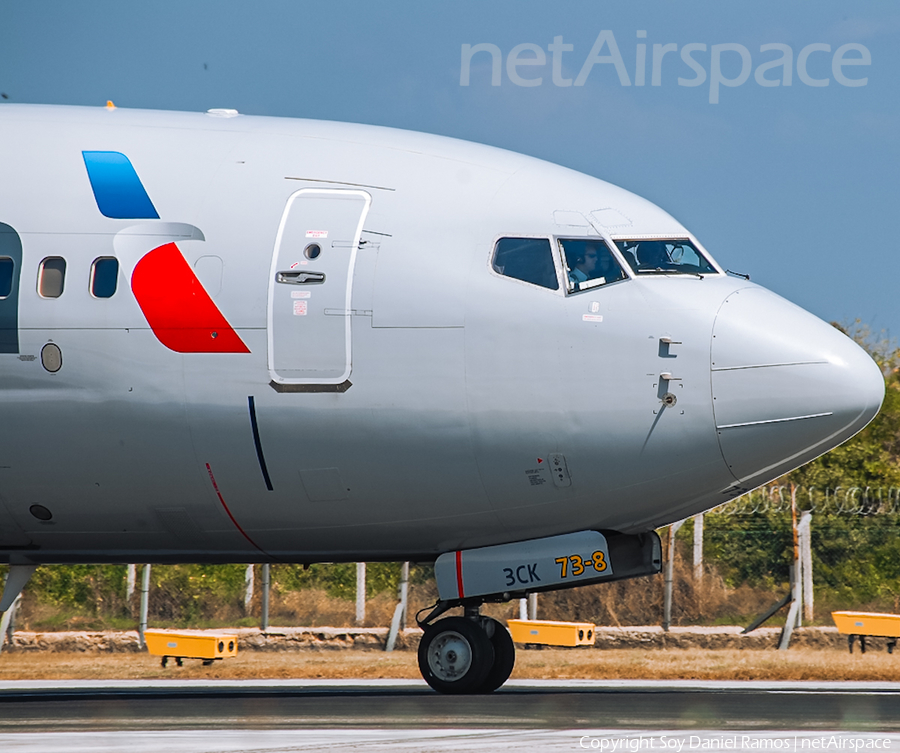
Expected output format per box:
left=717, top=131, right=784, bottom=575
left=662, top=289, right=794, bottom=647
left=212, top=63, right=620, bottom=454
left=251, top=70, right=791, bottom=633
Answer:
left=427, top=630, right=472, bottom=680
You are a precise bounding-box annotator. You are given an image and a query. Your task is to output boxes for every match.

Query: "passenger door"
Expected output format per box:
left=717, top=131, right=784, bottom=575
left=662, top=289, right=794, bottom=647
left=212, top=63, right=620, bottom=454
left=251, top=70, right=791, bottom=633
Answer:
left=267, top=189, right=371, bottom=388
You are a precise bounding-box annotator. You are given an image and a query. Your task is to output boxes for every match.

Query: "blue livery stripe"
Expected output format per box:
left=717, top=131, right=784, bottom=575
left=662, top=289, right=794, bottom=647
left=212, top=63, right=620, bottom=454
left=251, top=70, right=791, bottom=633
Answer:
left=82, top=151, right=159, bottom=219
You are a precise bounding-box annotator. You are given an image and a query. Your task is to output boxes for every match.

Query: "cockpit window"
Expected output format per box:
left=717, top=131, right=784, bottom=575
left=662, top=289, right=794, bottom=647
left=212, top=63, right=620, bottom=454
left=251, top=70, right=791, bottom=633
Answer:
left=560, top=239, right=627, bottom=293
left=492, top=238, right=559, bottom=291
left=615, top=239, right=716, bottom=276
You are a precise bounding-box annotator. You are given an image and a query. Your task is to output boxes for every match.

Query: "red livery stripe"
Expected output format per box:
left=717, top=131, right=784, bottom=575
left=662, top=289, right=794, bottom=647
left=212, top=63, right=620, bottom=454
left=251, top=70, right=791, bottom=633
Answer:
left=205, top=463, right=266, bottom=554
left=131, top=243, right=250, bottom=353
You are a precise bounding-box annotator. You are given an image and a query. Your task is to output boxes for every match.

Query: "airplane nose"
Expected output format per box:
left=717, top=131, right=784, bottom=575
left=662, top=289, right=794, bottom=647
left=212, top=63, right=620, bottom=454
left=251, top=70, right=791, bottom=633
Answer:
left=711, top=287, right=885, bottom=485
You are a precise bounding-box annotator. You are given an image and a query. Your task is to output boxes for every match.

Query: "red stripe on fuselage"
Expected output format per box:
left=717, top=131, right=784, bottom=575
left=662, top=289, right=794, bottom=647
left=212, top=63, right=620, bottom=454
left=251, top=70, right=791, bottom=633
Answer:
left=206, top=463, right=267, bottom=555
left=456, top=550, right=465, bottom=599
left=131, top=243, right=250, bottom=353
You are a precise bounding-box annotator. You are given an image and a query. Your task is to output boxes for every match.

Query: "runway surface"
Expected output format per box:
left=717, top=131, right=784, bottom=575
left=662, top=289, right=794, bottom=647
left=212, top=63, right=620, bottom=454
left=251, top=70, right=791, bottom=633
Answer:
left=2, top=680, right=899, bottom=751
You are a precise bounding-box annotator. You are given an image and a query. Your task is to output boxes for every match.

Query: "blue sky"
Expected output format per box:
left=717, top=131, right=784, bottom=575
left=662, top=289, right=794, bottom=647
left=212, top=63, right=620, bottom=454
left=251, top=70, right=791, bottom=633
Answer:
left=2, top=1, right=898, bottom=337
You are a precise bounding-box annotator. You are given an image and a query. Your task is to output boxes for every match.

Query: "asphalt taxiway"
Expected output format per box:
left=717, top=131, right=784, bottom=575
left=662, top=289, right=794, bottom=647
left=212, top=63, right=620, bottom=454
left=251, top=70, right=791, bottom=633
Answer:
left=1, top=680, right=899, bottom=751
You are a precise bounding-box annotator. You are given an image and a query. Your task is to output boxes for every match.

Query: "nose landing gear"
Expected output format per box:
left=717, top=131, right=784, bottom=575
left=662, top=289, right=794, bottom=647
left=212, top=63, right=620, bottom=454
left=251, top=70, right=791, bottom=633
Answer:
left=419, top=530, right=662, bottom=692
left=417, top=604, right=516, bottom=694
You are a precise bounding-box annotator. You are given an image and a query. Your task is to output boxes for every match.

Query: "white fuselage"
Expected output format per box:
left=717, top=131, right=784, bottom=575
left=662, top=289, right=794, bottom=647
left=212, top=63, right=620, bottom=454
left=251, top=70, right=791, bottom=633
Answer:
left=0, top=105, right=883, bottom=564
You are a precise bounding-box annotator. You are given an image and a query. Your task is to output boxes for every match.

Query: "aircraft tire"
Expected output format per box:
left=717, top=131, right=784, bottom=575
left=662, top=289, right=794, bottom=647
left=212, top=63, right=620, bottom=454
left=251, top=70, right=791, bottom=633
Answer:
left=417, top=616, right=494, bottom=694
left=476, top=617, right=516, bottom=693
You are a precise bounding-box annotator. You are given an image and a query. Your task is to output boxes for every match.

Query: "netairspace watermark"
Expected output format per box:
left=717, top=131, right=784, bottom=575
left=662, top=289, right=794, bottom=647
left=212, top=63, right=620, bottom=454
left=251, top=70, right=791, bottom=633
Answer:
left=460, top=31, right=871, bottom=103
left=578, top=734, right=893, bottom=751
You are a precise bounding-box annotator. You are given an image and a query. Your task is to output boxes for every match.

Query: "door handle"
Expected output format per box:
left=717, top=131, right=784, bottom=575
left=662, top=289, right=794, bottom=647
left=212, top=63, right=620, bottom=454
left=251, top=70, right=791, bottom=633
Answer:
left=276, top=271, right=325, bottom=284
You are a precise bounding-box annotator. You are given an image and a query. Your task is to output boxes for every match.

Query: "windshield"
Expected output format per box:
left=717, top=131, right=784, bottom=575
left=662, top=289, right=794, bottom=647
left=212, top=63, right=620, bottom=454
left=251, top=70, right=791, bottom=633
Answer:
left=492, top=237, right=559, bottom=290
left=614, top=239, right=717, bottom=276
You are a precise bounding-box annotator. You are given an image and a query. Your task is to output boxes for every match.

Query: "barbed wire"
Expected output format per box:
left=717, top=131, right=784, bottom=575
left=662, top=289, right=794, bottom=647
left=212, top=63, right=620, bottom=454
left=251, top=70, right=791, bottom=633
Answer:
left=710, top=485, right=900, bottom=517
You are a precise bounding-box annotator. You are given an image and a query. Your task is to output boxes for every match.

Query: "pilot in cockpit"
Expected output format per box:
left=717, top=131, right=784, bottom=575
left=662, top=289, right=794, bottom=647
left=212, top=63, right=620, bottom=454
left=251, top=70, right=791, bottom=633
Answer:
left=567, top=244, right=599, bottom=286
left=636, top=241, right=671, bottom=270
left=567, top=241, right=625, bottom=291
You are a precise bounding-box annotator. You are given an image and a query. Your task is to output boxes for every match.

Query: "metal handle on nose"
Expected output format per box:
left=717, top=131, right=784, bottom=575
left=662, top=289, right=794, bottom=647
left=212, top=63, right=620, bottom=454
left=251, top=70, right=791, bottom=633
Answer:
left=277, top=271, right=325, bottom=284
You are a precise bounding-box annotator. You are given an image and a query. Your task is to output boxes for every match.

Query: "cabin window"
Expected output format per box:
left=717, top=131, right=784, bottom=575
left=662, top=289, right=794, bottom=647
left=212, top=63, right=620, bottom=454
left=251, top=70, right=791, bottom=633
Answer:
left=559, top=239, right=627, bottom=293
left=491, top=238, right=559, bottom=291
left=90, top=257, right=119, bottom=298
left=38, top=257, right=66, bottom=298
left=0, top=258, right=14, bottom=299
left=615, top=239, right=717, bottom=276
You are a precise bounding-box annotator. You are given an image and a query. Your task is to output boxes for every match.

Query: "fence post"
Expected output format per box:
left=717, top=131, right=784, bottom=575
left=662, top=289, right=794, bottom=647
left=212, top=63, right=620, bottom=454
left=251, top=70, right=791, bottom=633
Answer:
left=8, top=593, right=20, bottom=642
left=790, top=485, right=802, bottom=629
left=139, top=564, right=151, bottom=649
left=779, top=487, right=803, bottom=650
left=355, top=563, right=366, bottom=625
left=399, top=561, right=409, bottom=628
left=518, top=598, right=527, bottom=621
left=799, top=512, right=813, bottom=621
left=261, top=563, right=270, bottom=632
left=778, top=566, right=801, bottom=650
left=126, top=564, right=136, bottom=607
left=663, top=520, right=684, bottom=632
left=0, top=575, right=22, bottom=656
left=693, top=514, right=704, bottom=582
left=527, top=592, right=537, bottom=621
left=244, top=564, right=255, bottom=616
left=385, top=562, right=410, bottom=652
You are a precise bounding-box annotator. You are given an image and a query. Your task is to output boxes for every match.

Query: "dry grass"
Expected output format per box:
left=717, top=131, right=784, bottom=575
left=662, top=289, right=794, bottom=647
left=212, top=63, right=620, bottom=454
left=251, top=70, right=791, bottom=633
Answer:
left=0, top=651, right=419, bottom=681
left=2, top=647, right=899, bottom=682
left=512, top=647, right=900, bottom=681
